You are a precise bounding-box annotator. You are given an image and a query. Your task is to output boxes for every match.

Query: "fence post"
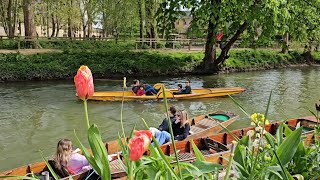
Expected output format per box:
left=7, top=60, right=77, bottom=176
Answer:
left=188, top=40, right=191, bottom=51
left=150, top=39, right=152, bottom=49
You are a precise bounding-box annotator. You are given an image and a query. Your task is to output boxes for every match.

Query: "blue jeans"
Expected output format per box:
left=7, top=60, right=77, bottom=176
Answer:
left=150, top=127, right=171, bottom=145
left=145, top=85, right=158, bottom=95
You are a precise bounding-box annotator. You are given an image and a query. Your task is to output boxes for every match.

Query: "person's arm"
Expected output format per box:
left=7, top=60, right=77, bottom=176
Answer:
left=174, top=124, right=190, bottom=141
left=158, top=118, right=168, bottom=131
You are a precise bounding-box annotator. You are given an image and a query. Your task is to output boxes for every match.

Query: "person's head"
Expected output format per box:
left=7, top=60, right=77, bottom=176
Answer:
left=133, top=79, right=139, bottom=86
left=54, top=139, right=73, bottom=169
left=139, top=85, right=144, bottom=90
left=169, top=106, right=176, bottom=116
left=185, top=79, right=190, bottom=86
left=177, top=84, right=182, bottom=88
left=176, top=110, right=188, bottom=127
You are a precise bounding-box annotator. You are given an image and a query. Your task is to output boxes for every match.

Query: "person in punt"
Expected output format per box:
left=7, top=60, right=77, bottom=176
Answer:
left=53, top=139, right=91, bottom=175
left=132, top=79, right=140, bottom=95
left=136, top=85, right=146, bottom=96
left=150, top=108, right=190, bottom=145
left=177, top=84, right=183, bottom=93
left=171, top=110, right=190, bottom=141
left=51, top=139, right=117, bottom=178
left=173, top=79, right=192, bottom=95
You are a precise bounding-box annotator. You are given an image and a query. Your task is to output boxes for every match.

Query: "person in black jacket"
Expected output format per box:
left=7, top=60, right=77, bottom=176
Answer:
left=172, top=110, right=190, bottom=141
left=158, top=106, right=177, bottom=132
left=173, top=79, right=192, bottom=95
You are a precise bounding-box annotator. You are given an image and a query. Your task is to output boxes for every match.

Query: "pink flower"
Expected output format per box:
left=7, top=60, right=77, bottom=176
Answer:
left=128, top=130, right=152, bottom=161
left=74, top=65, right=94, bottom=100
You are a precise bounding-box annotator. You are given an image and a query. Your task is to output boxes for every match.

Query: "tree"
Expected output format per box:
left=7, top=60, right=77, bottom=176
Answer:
left=167, top=0, right=292, bottom=72
left=23, top=0, right=40, bottom=48
left=0, top=0, right=20, bottom=37
left=285, top=0, right=320, bottom=58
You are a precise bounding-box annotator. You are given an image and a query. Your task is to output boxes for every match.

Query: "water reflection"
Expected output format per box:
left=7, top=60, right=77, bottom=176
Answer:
left=0, top=67, right=319, bottom=171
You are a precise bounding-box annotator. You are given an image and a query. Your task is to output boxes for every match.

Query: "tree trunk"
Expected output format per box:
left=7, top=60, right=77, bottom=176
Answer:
left=215, top=22, right=248, bottom=69
left=138, top=0, right=145, bottom=39
left=281, top=32, right=289, bottom=53
left=68, top=17, right=72, bottom=38
left=7, top=0, right=12, bottom=37
left=23, top=0, right=39, bottom=48
left=55, top=17, right=60, bottom=37
left=0, top=0, right=17, bottom=37
left=51, top=15, right=55, bottom=37
left=83, top=24, right=86, bottom=38
left=203, top=14, right=217, bottom=72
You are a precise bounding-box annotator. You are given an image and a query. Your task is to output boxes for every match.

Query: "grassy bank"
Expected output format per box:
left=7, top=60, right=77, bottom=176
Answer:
left=0, top=49, right=319, bottom=81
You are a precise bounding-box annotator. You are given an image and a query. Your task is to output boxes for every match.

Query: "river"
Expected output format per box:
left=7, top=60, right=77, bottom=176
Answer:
left=0, top=67, right=319, bottom=171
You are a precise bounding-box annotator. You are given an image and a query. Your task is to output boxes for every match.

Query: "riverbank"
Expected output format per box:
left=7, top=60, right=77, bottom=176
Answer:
left=0, top=49, right=319, bottom=81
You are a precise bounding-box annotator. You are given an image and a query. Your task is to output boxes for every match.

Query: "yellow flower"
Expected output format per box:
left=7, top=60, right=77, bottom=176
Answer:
left=250, top=113, right=268, bottom=125
left=251, top=113, right=258, bottom=123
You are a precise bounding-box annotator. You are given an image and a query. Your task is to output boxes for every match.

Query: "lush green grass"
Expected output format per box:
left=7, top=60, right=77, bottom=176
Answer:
left=0, top=49, right=318, bottom=81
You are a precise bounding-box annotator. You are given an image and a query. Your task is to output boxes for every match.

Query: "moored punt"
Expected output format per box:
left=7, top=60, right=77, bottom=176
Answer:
left=0, top=111, right=237, bottom=179
left=87, top=87, right=245, bottom=101
left=106, top=110, right=237, bottom=154
left=108, top=116, right=318, bottom=179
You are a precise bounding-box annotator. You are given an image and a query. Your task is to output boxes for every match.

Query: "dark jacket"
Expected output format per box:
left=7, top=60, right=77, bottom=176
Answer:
left=158, top=116, right=175, bottom=132
left=132, top=86, right=139, bottom=94
left=182, top=86, right=191, bottom=94
left=172, top=122, right=190, bottom=141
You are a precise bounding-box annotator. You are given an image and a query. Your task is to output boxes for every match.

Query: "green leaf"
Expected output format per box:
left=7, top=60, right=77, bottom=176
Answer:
left=87, top=124, right=111, bottom=180
left=228, top=95, right=250, bottom=118
left=283, top=124, right=293, bottom=137
left=266, top=165, right=283, bottom=180
left=0, top=176, right=39, bottom=180
left=276, top=123, right=284, bottom=145
left=191, top=161, right=223, bottom=173
left=191, top=140, right=205, bottom=161
left=272, top=127, right=302, bottom=166
left=74, top=130, right=99, bottom=175
left=264, top=132, right=276, bottom=148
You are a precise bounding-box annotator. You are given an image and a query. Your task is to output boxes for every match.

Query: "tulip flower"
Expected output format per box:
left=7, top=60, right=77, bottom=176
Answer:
left=74, top=65, right=94, bottom=129
left=128, top=130, right=152, bottom=161
left=74, top=65, right=94, bottom=101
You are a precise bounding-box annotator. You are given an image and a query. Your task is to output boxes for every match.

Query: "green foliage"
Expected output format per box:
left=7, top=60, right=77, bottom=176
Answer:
left=230, top=92, right=320, bottom=180
left=74, top=124, right=111, bottom=180
left=0, top=48, right=318, bottom=81
left=0, top=49, right=202, bottom=81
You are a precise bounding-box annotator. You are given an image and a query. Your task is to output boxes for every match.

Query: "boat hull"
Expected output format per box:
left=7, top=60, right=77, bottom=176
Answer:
left=87, top=87, right=245, bottom=101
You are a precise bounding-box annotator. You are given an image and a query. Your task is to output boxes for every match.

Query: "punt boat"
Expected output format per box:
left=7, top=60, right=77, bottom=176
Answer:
left=87, top=87, right=245, bottom=101
left=0, top=111, right=238, bottom=179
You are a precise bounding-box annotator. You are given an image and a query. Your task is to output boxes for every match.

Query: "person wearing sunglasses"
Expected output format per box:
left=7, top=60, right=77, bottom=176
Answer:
left=173, top=79, right=192, bottom=95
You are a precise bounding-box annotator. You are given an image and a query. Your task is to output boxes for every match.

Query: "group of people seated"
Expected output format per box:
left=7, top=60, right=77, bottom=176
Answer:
left=150, top=106, right=190, bottom=145
left=132, top=79, right=192, bottom=96
left=132, top=79, right=158, bottom=96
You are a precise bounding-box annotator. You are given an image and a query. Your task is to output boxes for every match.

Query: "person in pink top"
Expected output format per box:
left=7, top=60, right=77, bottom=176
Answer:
left=53, top=139, right=91, bottom=175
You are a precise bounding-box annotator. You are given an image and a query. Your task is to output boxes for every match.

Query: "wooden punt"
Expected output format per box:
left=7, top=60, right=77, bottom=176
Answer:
left=109, top=116, right=318, bottom=179
left=87, top=87, right=245, bottom=101
left=0, top=111, right=237, bottom=179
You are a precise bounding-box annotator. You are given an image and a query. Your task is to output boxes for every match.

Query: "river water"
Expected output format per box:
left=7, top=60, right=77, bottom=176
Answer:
left=0, top=67, right=319, bottom=171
